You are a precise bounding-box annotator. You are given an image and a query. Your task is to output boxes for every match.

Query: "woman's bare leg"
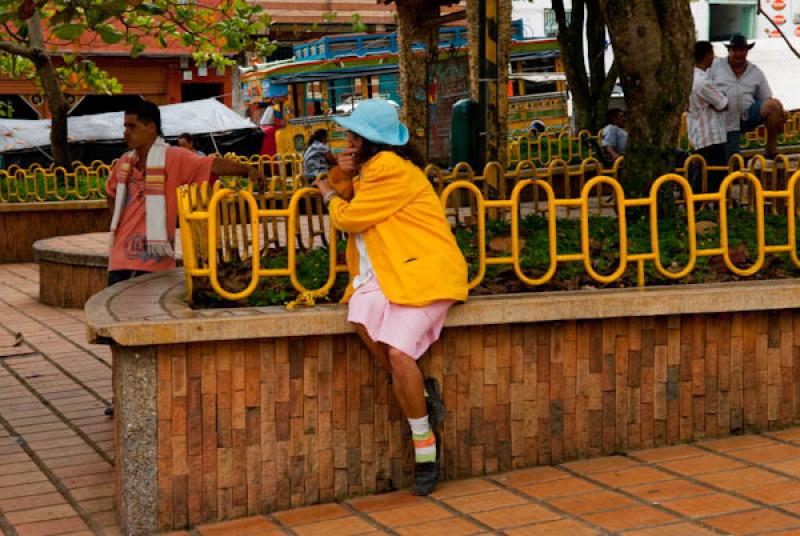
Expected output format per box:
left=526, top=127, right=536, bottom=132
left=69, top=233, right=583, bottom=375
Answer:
left=388, top=348, right=426, bottom=419
left=352, top=324, right=426, bottom=419
left=352, top=323, right=390, bottom=372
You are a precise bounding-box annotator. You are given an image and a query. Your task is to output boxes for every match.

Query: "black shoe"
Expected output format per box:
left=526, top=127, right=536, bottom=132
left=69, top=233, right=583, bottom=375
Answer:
left=412, top=425, right=440, bottom=496
left=104, top=404, right=114, bottom=417
left=412, top=460, right=439, bottom=496
left=423, top=377, right=446, bottom=430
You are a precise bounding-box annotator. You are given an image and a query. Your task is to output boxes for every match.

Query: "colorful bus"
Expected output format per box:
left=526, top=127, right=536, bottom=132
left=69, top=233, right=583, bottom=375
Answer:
left=242, top=22, right=568, bottom=166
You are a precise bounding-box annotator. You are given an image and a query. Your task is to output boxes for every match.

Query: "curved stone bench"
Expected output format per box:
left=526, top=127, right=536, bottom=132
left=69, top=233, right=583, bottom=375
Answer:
left=86, top=270, right=800, bottom=534
left=1, top=200, right=110, bottom=263
left=33, top=232, right=182, bottom=308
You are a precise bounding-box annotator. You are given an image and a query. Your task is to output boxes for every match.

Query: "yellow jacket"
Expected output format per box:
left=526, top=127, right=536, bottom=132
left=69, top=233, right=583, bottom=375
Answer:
left=327, top=151, right=468, bottom=306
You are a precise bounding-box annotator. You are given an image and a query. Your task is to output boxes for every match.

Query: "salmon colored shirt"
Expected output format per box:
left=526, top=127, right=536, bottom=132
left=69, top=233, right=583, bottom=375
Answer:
left=105, top=146, right=214, bottom=272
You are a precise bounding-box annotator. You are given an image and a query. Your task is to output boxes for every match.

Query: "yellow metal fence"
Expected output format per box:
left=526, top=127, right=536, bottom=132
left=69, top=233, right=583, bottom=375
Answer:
left=177, top=164, right=800, bottom=304
left=508, top=111, right=800, bottom=167
left=0, top=164, right=111, bottom=203
left=0, top=153, right=304, bottom=203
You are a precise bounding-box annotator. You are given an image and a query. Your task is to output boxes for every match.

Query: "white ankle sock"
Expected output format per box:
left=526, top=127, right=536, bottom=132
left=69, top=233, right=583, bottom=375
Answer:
left=408, top=415, right=435, bottom=463
left=408, top=415, right=431, bottom=436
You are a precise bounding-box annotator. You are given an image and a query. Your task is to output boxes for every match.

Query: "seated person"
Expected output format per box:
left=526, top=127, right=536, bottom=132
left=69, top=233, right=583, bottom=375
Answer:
left=601, top=108, right=628, bottom=161
left=710, top=34, right=788, bottom=159
left=529, top=119, right=546, bottom=138
left=303, top=129, right=338, bottom=180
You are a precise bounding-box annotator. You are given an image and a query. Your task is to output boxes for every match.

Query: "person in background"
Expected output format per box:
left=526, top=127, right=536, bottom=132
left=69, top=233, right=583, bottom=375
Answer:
left=259, top=99, right=284, bottom=156
left=103, top=100, right=264, bottom=415
left=529, top=119, right=546, bottom=138
left=303, top=129, right=338, bottom=180
left=710, top=33, right=787, bottom=159
left=259, top=99, right=276, bottom=127
left=687, top=41, right=729, bottom=192
left=177, top=132, right=205, bottom=156
left=602, top=108, right=628, bottom=161
left=314, top=99, right=468, bottom=496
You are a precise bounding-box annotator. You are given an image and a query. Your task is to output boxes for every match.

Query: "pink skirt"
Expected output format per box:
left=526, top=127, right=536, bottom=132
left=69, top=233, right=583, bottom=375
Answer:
left=347, top=277, right=454, bottom=360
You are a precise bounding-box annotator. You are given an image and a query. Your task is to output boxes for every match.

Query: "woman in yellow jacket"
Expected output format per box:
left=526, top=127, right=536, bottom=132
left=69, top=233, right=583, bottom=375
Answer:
left=315, top=99, right=468, bottom=495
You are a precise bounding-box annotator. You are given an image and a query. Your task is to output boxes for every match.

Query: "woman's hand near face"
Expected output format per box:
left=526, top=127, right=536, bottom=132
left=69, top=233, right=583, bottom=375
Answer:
left=337, top=148, right=357, bottom=175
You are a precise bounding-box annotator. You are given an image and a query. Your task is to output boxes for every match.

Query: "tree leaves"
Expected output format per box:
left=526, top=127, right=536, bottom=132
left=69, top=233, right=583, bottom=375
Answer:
left=0, top=0, right=278, bottom=166
left=52, top=23, right=86, bottom=41
left=130, top=42, right=145, bottom=58
left=96, top=24, right=123, bottom=44
left=138, top=3, right=165, bottom=15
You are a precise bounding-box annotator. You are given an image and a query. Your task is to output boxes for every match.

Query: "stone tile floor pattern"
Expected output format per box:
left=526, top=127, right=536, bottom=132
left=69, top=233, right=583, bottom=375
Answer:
left=6, top=263, right=800, bottom=534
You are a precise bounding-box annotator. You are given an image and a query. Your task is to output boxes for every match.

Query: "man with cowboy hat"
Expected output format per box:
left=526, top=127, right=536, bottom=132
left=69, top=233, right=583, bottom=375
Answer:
left=710, top=33, right=787, bottom=159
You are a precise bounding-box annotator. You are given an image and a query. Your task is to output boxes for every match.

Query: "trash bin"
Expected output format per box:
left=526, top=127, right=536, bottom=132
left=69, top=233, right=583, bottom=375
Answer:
left=450, top=99, right=480, bottom=169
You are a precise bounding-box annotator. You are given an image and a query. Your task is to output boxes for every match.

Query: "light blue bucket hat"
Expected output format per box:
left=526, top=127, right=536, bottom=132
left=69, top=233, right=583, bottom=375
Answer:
left=333, top=99, right=409, bottom=146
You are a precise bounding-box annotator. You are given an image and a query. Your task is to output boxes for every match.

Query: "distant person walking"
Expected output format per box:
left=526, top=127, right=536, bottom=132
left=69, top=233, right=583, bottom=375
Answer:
left=303, top=129, right=338, bottom=180
left=688, top=41, right=729, bottom=192
left=601, top=108, right=627, bottom=162
left=107, top=101, right=261, bottom=285
left=103, top=100, right=263, bottom=416
left=710, top=34, right=788, bottom=159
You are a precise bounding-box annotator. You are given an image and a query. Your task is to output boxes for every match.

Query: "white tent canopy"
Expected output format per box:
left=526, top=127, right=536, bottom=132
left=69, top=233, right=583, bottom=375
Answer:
left=0, top=98, right=255, bottom=153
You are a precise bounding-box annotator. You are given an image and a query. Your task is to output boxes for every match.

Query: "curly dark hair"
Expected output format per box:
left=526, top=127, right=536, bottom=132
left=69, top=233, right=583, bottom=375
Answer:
left=352, top=133, right=426, bottom=170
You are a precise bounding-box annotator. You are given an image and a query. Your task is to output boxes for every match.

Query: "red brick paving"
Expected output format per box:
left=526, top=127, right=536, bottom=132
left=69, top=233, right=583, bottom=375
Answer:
left=8, top=263, right=800, bottom=535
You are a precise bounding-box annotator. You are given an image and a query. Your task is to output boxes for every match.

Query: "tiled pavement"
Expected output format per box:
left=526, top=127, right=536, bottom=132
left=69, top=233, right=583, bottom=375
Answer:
left=6, top=265, right=800, bottom=535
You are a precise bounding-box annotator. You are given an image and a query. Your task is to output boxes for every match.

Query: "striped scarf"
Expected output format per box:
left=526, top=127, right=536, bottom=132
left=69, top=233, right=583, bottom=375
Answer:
left=108, top=137, right=173, bottom=258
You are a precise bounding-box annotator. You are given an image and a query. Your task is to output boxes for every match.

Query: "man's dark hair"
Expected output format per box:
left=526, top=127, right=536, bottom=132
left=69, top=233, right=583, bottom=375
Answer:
left=178, top=132, right=194, bottom=145
left=694, top=41, right=714, bottom=63
left=124, top=100, right=163, bottom=136
left=606, top=108, right=624, bottom=124
left=310, top=129, right=328, bottom=144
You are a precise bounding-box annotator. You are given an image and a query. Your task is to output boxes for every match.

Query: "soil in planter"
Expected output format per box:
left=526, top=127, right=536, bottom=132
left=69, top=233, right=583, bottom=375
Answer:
left=191, top=208, right=800, bottom=308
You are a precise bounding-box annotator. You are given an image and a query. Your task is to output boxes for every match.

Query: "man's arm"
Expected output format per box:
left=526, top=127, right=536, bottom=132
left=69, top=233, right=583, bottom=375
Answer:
left=602, top=128, right=620, bottom=160
left=700, top=81, right=728, bottom=112
left=210, top=158, right=264, bottom=188
left=755, top=68, right=772, bottom=101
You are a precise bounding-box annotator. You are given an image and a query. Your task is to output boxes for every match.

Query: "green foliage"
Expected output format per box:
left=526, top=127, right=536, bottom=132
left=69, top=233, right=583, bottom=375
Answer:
left=192, top=240, right=349, bottom=308
left=0, top=0, right=276, bottom=99
left=351, top=14, right=367, bottom=33
left=0, top=99, right=12, bottom=118
left=0, top=170, right=105, bottom=201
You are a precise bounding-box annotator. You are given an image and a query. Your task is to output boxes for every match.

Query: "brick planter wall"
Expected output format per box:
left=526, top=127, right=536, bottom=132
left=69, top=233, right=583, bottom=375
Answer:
left=86, top=271, right=800, bottom=534
left=0, top=201, right=110, bottom=263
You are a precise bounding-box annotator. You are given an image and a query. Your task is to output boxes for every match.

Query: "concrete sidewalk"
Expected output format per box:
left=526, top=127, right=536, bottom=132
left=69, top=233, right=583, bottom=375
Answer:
left=4, top=263, right=800, bottom=535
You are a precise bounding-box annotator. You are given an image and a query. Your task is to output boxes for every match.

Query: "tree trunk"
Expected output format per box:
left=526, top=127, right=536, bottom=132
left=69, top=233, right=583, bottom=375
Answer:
left=467, top=1, right=480, bottom=103
left=496, top=0, right=512, bottom=168
left=27, top=14, right=70, bottom=168
left=465, top=0, right=512, bottom=168
left=553, top=0, right=616, bottom=132
left=396, top=0, right=439, bottom=158
left=33, top=56, right=70, bottom=168
left=599, top=0, right=693, bottom=201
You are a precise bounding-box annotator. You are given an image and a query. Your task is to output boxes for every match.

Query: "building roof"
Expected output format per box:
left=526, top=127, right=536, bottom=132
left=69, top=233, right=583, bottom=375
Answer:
left=253, top=1, right=398, bottom=26
left=254, top=0, right=465, bottom=37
